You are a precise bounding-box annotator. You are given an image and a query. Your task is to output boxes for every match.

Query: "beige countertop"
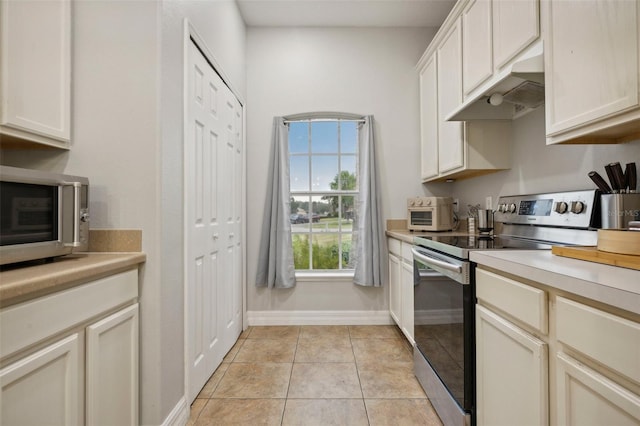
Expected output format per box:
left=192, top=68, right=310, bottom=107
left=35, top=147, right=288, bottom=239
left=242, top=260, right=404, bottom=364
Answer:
left=386, top=221, right=639, bottom=315
left=0, top=252, right=146, bottom=307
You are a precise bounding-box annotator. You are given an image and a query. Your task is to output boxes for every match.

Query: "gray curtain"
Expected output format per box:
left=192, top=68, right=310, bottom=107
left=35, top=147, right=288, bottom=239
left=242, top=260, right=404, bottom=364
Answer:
left=352, top=116, right=386, bottom=287
left=255, top=117, right=296, bottom=288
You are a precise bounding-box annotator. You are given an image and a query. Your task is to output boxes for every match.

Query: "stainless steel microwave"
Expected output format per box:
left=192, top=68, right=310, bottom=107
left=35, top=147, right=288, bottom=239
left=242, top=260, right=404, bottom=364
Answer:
left=1, top=166, right=89, bottom=265
left=407, top=196, right=454, bottom=231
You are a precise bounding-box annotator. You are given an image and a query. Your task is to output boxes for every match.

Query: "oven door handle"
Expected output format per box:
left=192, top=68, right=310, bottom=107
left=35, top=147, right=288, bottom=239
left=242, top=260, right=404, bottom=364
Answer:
left=411, top=247, right=462, bottom=274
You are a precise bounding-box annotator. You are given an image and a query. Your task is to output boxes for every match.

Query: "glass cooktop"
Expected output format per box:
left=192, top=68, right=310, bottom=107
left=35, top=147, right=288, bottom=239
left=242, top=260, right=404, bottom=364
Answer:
left=413, top=234, right=553, bottom=260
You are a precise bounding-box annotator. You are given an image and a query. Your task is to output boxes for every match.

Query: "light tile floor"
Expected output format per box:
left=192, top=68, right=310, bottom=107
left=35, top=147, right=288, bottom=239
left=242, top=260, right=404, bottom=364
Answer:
left=188, top=325, right=443, bottom=425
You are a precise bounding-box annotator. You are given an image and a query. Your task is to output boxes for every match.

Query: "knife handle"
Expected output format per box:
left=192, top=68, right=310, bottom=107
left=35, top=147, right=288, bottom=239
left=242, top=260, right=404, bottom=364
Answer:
left=588, top=171, right=612, bottom=193
left=626, top=162, right=637, bottom=192
left=610, top=162, right=626, bottom=193
left=604, top=164, right=619, bottom=192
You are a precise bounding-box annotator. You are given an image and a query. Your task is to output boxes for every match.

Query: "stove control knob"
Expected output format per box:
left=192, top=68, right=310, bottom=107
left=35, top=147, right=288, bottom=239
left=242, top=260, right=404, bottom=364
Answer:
left=570, top=201, right=585, bottom=214
left=408, top=199, right=415, bottom=207
left=555, top=201, right=568, bottom=214
left=507, top=203, right=517, bottom=213
left=416, top=199, right=423, bottom=206
left=499, top=203, right=507, bottom=213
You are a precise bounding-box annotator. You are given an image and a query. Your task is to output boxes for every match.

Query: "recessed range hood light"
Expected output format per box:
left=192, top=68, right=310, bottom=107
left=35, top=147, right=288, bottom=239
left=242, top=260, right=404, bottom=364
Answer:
left=446, top=41, right=545, bottom=121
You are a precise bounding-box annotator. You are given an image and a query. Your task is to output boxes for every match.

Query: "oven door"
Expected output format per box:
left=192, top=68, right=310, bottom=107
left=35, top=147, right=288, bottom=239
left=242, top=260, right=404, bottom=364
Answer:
left=413, top=245, right=475, bottom=426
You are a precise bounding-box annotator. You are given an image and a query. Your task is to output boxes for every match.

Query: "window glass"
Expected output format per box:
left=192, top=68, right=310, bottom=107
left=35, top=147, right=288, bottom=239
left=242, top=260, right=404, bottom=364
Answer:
left=288, top=119, right=359, bottom=271
left=311, top=121, right=338, bottom=153
left=289, top=122, right=308, bottom=153
left=341, top=121, right=358, bottom=154
left=311, top=155, right=338, bottom=191
left=290, top=156, right=309, bottom=192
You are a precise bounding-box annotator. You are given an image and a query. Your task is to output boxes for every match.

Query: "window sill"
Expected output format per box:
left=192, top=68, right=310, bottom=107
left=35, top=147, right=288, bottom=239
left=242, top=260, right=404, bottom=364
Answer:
left=295, top=271, right=355, bottom=283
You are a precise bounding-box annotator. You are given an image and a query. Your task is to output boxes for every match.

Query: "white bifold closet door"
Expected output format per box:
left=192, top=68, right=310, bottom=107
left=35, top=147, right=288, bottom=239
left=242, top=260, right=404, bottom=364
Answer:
left=185, top=39, right=243, bottom=403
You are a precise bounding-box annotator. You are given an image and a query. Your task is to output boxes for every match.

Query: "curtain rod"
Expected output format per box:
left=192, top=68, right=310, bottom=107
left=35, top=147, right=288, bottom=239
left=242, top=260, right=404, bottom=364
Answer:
left=283, top=118, right=366, bottom=124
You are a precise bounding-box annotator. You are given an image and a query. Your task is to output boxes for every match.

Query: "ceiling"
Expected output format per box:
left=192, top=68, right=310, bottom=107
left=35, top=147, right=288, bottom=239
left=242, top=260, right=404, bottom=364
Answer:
left=236, top=0, right=456, bottom=28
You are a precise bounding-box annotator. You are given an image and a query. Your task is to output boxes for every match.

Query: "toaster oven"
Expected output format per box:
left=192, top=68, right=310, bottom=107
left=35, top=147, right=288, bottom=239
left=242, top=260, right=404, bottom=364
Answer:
left=407, top=196, right=453, bottom=232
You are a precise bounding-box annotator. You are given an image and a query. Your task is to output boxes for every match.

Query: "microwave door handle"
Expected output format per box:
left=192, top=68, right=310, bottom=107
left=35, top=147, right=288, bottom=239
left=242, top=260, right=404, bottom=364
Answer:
left=411, top=247, right=462, bottom=274
left=61, top=181, right=83, bottom=247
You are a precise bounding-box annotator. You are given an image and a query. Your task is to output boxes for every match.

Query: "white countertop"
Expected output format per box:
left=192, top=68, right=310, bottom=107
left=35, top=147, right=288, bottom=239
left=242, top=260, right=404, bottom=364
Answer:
left=470, top=250, right=640, bottom=315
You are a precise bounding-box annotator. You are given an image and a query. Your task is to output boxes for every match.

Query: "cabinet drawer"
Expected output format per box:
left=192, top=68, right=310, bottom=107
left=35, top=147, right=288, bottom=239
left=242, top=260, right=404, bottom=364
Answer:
left=0, top=269, right=138, bottom=360
left=476, top=268, right=547, bottom=334
left=556, top=297, right=640, bottom=384
left=388, top=238, right=401, bottom=256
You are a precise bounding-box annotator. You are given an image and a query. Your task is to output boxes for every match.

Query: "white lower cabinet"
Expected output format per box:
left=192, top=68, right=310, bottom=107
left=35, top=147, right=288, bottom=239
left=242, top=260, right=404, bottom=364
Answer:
left=556, top=352, right=640, bottom=426
left=0, top=334, right=82, bottom=426
left=400, top=257, right=415, bottom=344
left=388, top=237, right=414, bottom=344
left=476, top=267, right=640, bottom=426
left=86, top=304, right=139, bottom=426
left=388, top=252, right=402, bottom=326
left=0, top=269, right=139, bottom=425
left=476, top=305, right=548, bottom=426
left=554, top=296, right=640, bottom=425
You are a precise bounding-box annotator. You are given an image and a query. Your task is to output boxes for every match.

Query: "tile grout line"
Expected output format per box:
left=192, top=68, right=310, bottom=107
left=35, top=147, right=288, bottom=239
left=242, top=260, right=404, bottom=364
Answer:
left=349, top=326, right=372, bottom=426
left=280, top=327, right=301, bottom=425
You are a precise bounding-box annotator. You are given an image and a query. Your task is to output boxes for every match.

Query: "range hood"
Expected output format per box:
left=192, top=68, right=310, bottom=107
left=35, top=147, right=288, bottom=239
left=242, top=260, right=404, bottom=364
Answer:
left=446, top=41, right=545, bottom=121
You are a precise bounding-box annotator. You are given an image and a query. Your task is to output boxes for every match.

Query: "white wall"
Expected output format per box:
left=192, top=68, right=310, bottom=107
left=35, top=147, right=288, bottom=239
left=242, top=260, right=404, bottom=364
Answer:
left=1, top=1, right=246, bottom=424
left=451, top=107, right=640, bottom=211
left=245, top=27, right=440, bottom=315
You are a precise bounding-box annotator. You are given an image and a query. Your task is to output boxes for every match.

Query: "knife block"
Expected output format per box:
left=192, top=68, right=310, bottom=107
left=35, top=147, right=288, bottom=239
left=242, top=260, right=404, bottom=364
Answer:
left=600, top=194, right=640, bottom=229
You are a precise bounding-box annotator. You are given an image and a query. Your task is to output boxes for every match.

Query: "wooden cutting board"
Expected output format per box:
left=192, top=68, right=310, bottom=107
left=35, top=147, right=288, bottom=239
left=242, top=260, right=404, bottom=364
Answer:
left=551, top=246, right=640, bottom=271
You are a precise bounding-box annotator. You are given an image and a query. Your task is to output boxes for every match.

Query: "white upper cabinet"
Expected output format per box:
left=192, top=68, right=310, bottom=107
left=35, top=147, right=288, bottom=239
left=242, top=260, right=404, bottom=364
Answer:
left=452, top=0, right=541, bottom=121
left=0, top=0, right=71, bottom=148
left=417, top=7, right=512, bottom=183
left=419, top=55, right=439, bottom=181
left=462, top=0, right=493, bottom=97
left=437, top=18, right=465, bottom=174
left=492, top=0, right=539, bottom=72
left=544, top=0, right=640, bottom=144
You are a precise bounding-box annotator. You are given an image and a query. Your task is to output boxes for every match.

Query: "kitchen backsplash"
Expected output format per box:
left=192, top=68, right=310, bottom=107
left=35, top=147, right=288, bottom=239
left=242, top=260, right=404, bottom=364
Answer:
left=450, top=107, right=640, bottom=215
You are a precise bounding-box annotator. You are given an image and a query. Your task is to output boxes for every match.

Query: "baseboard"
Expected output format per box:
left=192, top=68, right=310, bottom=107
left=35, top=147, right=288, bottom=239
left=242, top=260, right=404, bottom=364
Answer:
left=247, top=310, right=394, bottom=326
left=161, top=396, right=189, bottom=426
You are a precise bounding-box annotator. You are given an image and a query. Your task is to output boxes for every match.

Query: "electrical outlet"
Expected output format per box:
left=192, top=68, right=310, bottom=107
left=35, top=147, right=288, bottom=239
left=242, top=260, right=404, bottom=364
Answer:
left=485, top=196, right=493, bottom=209
left=453, top=198, right=459, bottom=213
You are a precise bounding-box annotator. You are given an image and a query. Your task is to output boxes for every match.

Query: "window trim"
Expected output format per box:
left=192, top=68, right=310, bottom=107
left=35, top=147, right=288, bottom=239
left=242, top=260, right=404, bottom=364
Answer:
left=295, top=270, right=355, bottom=282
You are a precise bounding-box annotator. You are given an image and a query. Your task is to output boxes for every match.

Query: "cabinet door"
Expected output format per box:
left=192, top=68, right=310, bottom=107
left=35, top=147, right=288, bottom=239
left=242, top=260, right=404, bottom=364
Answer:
left=388, top=253, right=402, bottom=327
left=400, top=259, right=415, bottom=344
left=419, top=54, right=439, bottom=180
left=1, top=334, right=82, bottom=425
left=437, top=18, right=464, bottom=174
left=476, top=305, right=548, bottom=426
left=493, top=0, right=539, bottom=70
left=545, top=0, right=639, bottom=136
left=462, top=0, right=493, bottom=97
left=86, top=304, right=139, bottom=426
left=0, top=0, right=71, bottom=147
left=556, top=352, right=640, bottom=426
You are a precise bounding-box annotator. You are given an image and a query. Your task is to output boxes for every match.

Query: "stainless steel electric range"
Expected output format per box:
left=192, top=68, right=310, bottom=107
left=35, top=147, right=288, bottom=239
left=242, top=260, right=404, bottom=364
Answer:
left=412, top=190, right=600, bottom=426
